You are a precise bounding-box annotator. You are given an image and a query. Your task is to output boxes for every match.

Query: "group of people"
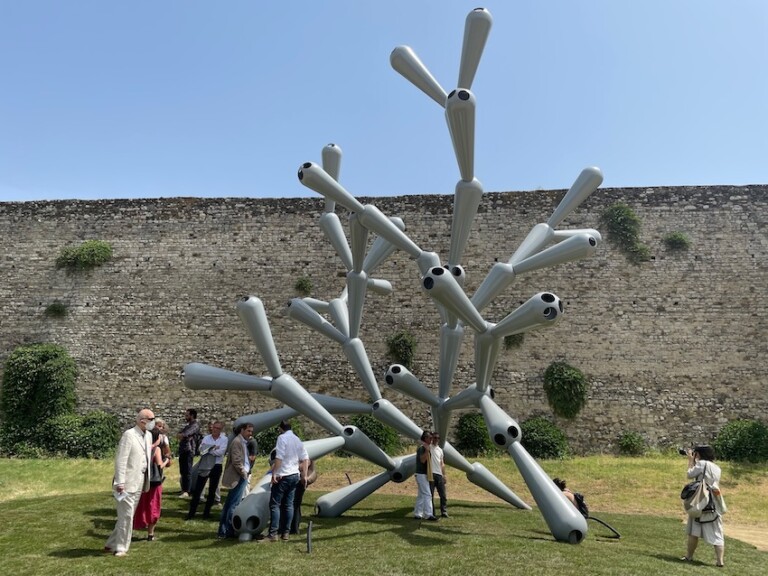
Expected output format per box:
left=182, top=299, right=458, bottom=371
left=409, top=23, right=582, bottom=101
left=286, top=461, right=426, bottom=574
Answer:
left=413, top=430, right=449, bottom=521
left=104, top=409, right=315, bottom=556
left=105, top=410, right=727, bottom=568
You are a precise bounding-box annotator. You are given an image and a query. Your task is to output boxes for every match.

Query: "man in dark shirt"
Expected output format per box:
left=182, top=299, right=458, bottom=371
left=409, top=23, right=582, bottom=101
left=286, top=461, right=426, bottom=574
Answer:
left=176, top=408, right=199, bottom=498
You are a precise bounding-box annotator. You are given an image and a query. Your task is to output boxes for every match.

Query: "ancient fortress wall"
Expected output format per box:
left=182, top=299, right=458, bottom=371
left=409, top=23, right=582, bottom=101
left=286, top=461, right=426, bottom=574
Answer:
left=1, top=185, right=766, bottom=453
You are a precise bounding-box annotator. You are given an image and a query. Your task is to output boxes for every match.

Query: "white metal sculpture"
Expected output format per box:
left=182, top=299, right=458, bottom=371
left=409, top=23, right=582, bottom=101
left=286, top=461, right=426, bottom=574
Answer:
left=183, top=7, right=603, bottom=544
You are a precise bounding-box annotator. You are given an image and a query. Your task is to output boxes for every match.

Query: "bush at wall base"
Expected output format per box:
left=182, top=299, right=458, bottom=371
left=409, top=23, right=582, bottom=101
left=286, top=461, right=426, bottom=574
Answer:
left=714, top=419, right=768, bottom=462
left=520, top=416, right=569, bottom=459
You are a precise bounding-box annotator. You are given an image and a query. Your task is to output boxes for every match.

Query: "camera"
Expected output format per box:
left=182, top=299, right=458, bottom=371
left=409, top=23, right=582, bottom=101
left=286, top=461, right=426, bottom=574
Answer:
left=677, top=448, right=687, bottom=455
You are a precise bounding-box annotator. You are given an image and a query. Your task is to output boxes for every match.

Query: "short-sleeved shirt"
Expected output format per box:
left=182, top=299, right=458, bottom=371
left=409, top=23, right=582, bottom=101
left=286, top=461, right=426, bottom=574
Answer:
left=274, top=430, right=308, bottom=476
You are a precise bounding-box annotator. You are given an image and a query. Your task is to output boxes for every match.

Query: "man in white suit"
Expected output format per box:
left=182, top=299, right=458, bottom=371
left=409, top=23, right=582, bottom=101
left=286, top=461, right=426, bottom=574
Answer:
left=104, top=408, right=154, bottom=557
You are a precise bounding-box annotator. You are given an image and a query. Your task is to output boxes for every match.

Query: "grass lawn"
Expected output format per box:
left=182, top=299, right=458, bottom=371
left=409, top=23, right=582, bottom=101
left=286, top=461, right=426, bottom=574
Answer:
left=0, top=455, right=766, bottom=575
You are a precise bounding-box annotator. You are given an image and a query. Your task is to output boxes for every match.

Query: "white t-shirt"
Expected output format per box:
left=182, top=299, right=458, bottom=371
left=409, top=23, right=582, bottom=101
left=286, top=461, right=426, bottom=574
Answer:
left=430, top=444, right=444, bottom=476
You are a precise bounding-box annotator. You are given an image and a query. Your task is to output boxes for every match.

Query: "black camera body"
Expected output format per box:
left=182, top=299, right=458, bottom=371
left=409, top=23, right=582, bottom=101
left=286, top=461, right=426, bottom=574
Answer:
left=678, top=448, right=688, bottom=455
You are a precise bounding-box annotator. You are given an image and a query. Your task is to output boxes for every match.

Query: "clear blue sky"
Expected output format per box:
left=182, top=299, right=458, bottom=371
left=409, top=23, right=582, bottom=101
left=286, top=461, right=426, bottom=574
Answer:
left=1, top=1, right=766, bottom=202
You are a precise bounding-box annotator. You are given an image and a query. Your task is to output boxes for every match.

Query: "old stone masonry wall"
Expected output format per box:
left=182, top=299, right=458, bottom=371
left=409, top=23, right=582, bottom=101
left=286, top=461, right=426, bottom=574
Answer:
left=0, top=185, right=766, bottom=453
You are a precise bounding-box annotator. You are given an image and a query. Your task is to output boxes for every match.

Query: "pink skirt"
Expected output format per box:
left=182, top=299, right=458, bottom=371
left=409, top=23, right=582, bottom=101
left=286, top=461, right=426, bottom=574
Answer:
left=133, top=484, right=163, bottom=529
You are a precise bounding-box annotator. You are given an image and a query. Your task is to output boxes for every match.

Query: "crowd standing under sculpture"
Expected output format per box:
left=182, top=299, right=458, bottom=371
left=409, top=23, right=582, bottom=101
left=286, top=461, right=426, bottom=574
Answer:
left=182, top=8, right=604, bottom=544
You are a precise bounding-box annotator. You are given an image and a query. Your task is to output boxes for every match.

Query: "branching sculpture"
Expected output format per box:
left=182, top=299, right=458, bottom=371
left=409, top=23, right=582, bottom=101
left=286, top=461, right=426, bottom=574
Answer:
left=183, top=7, right=603, bottom=544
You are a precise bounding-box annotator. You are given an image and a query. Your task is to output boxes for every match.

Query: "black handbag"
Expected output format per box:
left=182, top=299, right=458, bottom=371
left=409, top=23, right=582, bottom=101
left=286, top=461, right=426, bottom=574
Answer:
left=681, top=480, right=700, bottom=500
left=149, top=461, right=165, bottom=485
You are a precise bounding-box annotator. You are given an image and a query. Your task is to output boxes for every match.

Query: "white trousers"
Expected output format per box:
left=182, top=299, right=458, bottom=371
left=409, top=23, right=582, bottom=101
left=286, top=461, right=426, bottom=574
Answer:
left=105, top=490, right=141, bottom=553
left=413, top=473, right=432, bottom=518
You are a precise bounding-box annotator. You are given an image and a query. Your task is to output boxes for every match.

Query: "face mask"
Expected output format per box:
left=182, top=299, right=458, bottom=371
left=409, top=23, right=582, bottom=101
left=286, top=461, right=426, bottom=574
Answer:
left=145, top=420, right=156, bottom=431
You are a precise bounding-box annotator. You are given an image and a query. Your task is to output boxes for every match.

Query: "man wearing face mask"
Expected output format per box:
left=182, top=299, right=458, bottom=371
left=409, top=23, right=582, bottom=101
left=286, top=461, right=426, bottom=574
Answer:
left=104, top=408, right=154, bottom=557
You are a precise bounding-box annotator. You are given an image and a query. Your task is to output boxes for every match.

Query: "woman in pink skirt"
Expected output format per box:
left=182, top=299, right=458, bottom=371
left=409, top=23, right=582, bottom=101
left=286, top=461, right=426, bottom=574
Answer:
left=133, top=426, right=171, bottom=540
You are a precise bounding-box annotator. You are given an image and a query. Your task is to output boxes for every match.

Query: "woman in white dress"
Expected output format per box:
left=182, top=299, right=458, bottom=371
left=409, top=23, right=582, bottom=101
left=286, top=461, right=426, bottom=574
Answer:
left=682, top=445, right=725, bottom=567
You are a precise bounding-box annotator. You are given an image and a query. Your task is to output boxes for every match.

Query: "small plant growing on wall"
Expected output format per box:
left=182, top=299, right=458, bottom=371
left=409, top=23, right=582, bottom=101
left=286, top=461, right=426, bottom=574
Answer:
left=599, top=203, right=650, bottom=264
left=386, top=330, right=417, bottom=370
left=543, top=361, right=588, bottom=419
left=294, top=276, right=313, bottom=296
left=504, top=333, right=525, bottom=350
left=44, top=300, right=68, bottom=318
left=56, top=240, right=113, bottom=270
left=663, top=231, right=690, bottom=251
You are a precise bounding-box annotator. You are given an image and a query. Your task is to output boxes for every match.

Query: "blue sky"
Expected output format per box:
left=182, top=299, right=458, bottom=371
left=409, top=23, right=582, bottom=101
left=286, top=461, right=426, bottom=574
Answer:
left=1, top=1, right=766, bottom=202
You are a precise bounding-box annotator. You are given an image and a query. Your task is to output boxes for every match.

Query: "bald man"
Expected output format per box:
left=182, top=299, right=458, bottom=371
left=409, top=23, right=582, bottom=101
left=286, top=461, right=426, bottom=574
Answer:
left=104, top=408, right=154, bottom=557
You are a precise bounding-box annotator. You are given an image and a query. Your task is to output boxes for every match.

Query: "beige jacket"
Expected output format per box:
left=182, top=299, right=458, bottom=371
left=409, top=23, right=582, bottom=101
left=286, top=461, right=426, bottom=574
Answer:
left=113, top=425, right=151, bottom=493
left=221, top=435, right=249, bottom=489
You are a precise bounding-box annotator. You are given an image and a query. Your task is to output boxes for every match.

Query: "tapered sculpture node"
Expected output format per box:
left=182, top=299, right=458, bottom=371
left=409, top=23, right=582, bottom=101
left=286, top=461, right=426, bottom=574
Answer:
left=184, top=7, right=604, bottom=545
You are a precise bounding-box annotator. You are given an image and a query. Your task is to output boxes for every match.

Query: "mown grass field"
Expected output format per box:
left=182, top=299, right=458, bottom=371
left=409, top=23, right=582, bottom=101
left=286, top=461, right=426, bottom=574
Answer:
left=0, top=455, right=766, bottom=575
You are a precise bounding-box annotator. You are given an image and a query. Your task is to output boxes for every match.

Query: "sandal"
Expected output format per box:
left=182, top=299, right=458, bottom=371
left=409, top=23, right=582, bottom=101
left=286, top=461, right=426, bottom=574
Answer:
left=147, top=535, right=155, bottom=542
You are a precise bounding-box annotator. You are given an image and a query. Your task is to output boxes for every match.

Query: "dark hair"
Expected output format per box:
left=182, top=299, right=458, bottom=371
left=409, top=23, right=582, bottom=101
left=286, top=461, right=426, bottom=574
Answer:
left=420, top=430, right=431, bottom=442
left=279, top=420, right=292, bottom=431
left=186, top=408, right=198, bottom=419
left=694, top=445, right=716, bottom=461
left=150, top=427, right=161, bottom=442
left=233, top=423, right=242, bottom=435
left=553, top=477, right=567, bottom=490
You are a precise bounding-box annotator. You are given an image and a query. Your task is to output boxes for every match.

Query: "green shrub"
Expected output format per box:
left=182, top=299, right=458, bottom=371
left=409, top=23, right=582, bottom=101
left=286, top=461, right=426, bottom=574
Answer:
left=350, top=414, right=401, bottom=455
left=294, top=276, right=313, bottom=295
left=503, top=333, right=525, bottom=350
left=599, top=203, right=649, bottom=264
left=254, top=418, right=305, bottom=457
left=618, top=431, right=647, bottom=456
left=56, top=239, right=113, bottom=269
left=386, top=330, right=417, bottom=370
left=39, top=410, right=120, bottom=458
left=663, top=231, right=691, bottom=251
left=80, top=410, right=122, bottom=458
left=520, top=416, right=569, bottom=459
left=44, top=300, right=68, bottom=318
left=453, top=412, right=493, bottom=457
left=0, top=343, right=77, bottom=449
left=542, top=361, right=588, bottom=419
left=714, top=419, right=768, bottom=462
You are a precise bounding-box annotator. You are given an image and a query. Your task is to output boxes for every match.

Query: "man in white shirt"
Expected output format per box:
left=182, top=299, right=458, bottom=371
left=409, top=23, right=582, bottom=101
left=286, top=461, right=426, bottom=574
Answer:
left=104, top=408, right=154, bottom=557
left=265, top=420, right=308, bottom=542
left=429, top=431, right=448, bottom=518
left=187, top=420, right=228, bottom=520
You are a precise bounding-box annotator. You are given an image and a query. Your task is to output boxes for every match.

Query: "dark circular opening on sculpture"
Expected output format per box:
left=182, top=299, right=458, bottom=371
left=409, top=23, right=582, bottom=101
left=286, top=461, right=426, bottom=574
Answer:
left=244, top=515, right=259, bottom=531
left=458, top=90, right=470, bottom=101
left=568, top=530, right=584, bottom=545
left=452, top=266, right=462, bottom=276
left=489, top=387, right=495, bottom=399
left=327, top=143, right=336, bottom=147
left=392, top=472, right=404, bottom=482
left=589, top=236, right=597, bottom=246
left=559, top=301, right=564, bottom=313
left=302, top=162, right=312, bottom=169
left=392, top=365, right=401, bottom=374
left=240, top=296, right=249, bottom=302
left=508, top=425, right=519, bottom=439
left=372, top=401, right=381, bottom=410
left=423, top=277, right=434, bottom=290
left=543, top=307, right=556, bottom=319
left=343, top=426, right=354, bottom=436
left=432, top=267, right=445, bottom=275
left=448, top=89, right=456, bottom=98
left=385, top=375, right=393, bottom=385
left=297, top=170, right=304, bottom=180
left=541, top=293, right=555, bottom=303
left=233, top=515, right=242, bottom=530
left=493, top=433, right=506, bottom=446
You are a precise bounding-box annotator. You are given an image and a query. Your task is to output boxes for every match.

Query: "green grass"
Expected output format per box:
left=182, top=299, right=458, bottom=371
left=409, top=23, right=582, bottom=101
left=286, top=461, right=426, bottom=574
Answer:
left=0, top=456, right=765, bottom=575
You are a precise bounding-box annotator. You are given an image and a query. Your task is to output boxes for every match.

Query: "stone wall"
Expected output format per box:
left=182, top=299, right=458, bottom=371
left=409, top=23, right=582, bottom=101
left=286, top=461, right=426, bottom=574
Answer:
left=1, top=185, right=766, bottom=453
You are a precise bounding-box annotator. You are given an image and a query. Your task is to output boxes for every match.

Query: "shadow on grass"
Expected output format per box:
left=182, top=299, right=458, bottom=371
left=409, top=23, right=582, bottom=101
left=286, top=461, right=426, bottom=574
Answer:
left=48, top=548, right=108, bottom=559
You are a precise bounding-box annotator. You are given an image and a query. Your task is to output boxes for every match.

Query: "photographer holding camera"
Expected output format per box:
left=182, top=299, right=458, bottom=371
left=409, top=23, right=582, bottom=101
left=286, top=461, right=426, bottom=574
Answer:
left=680, top=445, right=725, bottom=567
